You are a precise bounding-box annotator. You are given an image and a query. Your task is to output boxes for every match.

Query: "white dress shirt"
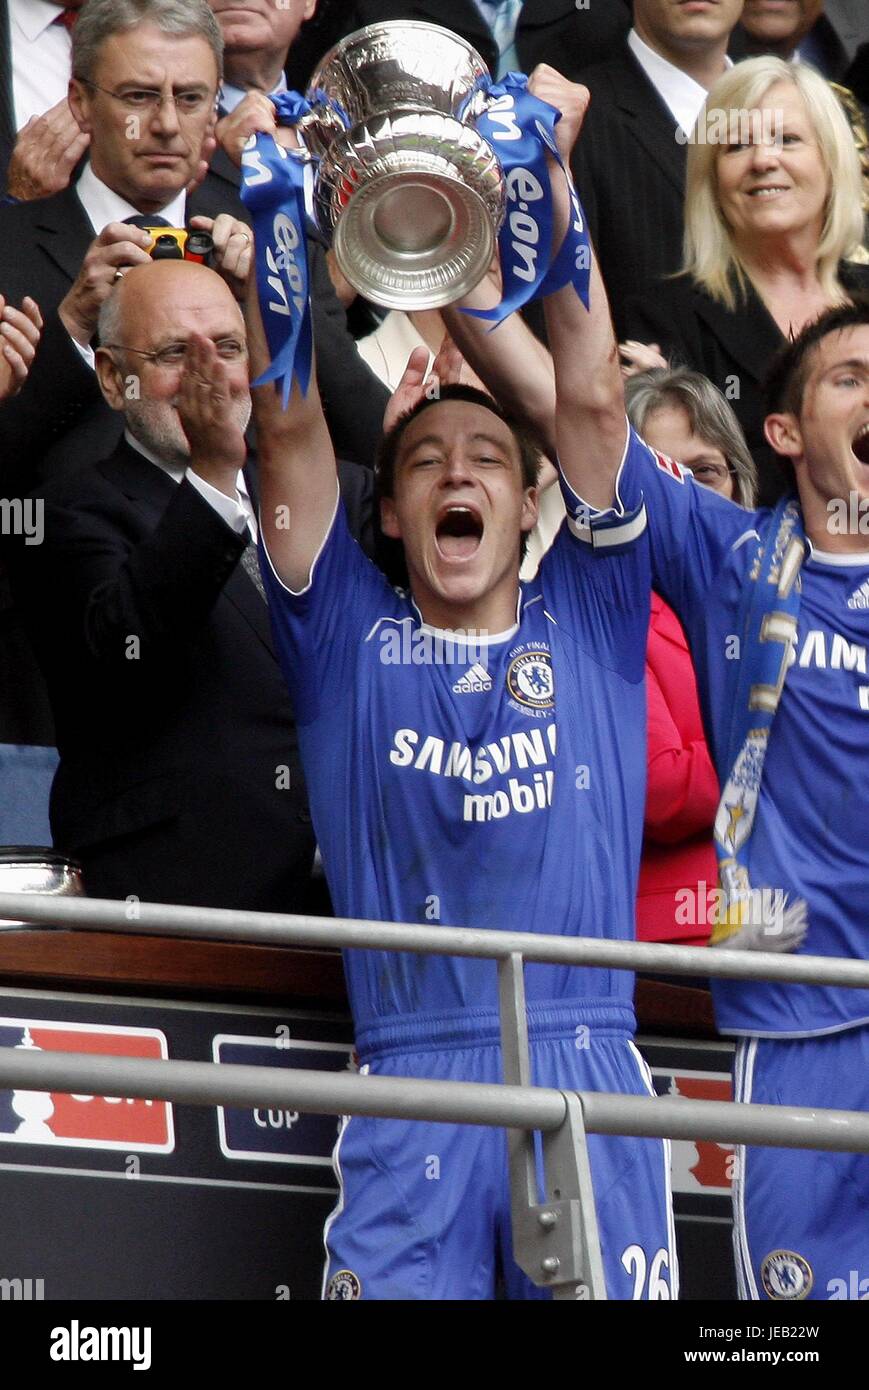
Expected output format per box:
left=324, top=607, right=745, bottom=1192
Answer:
left=9, top=0, right=73, bottom=131
left=356, top=312, right=434, bottom=392
left=125, top=429, right=257, bottom=540
left=75, top=160, right=188, bottom=238
left=628, top=29, right=731, bottom=141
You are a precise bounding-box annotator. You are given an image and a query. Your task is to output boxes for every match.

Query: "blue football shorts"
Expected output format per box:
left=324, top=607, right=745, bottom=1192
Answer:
left=321, top=1007, right=678, bottom=1300
left=732, top=1025, right=869, bottom=1301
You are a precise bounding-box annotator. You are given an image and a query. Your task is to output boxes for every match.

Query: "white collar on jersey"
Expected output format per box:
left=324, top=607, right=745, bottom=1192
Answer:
left=410, top=587, right=528, bottom=645
left=807, top=543, right=869, bottom=568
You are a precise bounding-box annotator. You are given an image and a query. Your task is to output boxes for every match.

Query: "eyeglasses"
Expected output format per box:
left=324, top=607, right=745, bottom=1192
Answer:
left=82, top=80, right=215, bottom=117
left=102, top=339, right=248, bottom=369
left=687, top=462, right=733, bottom=486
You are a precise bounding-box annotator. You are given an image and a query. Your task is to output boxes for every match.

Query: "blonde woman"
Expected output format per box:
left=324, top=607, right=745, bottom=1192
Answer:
left=621, top=57, right=868, bottom=505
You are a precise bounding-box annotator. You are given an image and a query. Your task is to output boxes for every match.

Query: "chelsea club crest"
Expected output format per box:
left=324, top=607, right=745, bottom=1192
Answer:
left=326, top=1269, right=362, bottom=1300
left=506, top=650, right=555, bottom=713
left=761, top=1250, right=813, bottom=1300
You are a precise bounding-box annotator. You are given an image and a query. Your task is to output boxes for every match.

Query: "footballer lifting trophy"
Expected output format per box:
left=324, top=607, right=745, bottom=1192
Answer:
left=302, top=21, right=506, bottom=310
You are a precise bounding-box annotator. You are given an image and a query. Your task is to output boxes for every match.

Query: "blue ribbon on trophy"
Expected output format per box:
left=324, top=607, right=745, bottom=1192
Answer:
left=463, top=72, right=591, bottom=325
left=240, top=91, right=321, bottom=405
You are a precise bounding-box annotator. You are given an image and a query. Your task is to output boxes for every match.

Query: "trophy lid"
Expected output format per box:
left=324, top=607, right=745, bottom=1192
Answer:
left=307, top=20, right=491, bottom=129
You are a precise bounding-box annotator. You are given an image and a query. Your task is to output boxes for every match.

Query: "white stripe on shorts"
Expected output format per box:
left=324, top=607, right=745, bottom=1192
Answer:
left=731, top=1038, right=760, bottom=1300
left=629, top=1040, right=680, bottom=1300
left=320, top=1062, right=368, bottom=1299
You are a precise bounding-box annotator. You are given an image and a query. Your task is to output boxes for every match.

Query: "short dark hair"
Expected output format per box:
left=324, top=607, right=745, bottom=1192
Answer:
left=375, top=384, right=542, bottom=504
left=764, top=293, right=869, bottom=419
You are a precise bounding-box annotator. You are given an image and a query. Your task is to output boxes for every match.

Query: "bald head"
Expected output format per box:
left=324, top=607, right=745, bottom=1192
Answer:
left=96, top=258, right=250, bottom=466
left=99, top=258, right=244, bottom=353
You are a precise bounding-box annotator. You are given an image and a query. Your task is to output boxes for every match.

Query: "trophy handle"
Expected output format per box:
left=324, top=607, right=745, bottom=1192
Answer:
left=296, top=103, right=349, bottom=161
left=458, top=82, right=496, bottom=127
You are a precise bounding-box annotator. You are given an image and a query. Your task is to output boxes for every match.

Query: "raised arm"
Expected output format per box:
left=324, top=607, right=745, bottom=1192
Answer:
left=537, top=71, right=627, bottom=511
left=441, top=258, right=558, bottom=456
left=244, top=264, right=339, bottom=593
left=443, top=67, right=626, bottom=511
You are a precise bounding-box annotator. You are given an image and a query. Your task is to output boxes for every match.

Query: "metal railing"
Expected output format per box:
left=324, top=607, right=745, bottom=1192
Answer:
left=1, top=890, right=868, bottom=1299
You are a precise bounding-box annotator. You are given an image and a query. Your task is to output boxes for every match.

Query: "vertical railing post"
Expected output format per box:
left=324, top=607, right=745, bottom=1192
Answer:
left=498, top=952, right=607, bottom=1299
left=499, top=952, right=537, bottom=1214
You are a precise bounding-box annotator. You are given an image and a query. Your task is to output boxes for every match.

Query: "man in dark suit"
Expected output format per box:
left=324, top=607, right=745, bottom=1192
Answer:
left=516, top=0, right=632, bottom=81
left=568, top=0, right=745, bottom=341
left=211, top=0, right=315, bottom=104
left=7, top=257, right=372, bottom=910
left=0, top=0, right=383, bottom=764
left=731, top=1, right=869, bottom=81
left=286, top=0, right=628, bottom=90
left=1, top=0, right=388, bottom=481
left=0, top=0, right=239, bottom=760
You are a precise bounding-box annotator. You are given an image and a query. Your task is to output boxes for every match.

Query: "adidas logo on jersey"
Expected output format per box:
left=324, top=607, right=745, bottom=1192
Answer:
left=452, top=663, right=492, bottom=694
left=847, top=579, right=869, bottom=610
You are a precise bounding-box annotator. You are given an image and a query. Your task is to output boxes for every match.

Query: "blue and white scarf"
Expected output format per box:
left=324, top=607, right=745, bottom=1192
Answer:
left=710, top=496, right=808, bottom=951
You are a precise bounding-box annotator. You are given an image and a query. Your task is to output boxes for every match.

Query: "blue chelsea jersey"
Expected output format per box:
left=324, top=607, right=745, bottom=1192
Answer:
left=261, top=433, right=653, bottom=1043
left=591, top=434, right=869, bottom=1038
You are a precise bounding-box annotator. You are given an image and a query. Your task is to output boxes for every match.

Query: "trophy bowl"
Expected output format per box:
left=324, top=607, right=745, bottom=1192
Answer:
left=0, top=847, right=84, bottom=929
left=305, top=22, right=504, bottom=309
left=316, top=109, right=504, bottom=310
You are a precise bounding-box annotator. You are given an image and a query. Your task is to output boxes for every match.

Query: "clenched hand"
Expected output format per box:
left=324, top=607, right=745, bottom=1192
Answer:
left=0, top=296, right=43, bottom=401
left=188, top=214, right=253, bottom=299
left=58, top=223, right=153, bottom=346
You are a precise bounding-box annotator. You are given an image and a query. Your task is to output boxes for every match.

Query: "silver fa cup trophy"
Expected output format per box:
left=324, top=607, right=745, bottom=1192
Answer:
left=302, top=21, right=506, bottom=310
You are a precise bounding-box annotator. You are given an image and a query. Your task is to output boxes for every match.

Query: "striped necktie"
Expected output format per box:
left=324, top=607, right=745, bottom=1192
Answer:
left=240, top=540, right=267, bottom=603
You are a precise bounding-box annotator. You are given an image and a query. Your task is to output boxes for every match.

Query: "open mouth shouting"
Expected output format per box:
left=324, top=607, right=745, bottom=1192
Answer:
left=852, top=422, right=869, bottom=467
left=434, top=505, right=484, bottom=562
